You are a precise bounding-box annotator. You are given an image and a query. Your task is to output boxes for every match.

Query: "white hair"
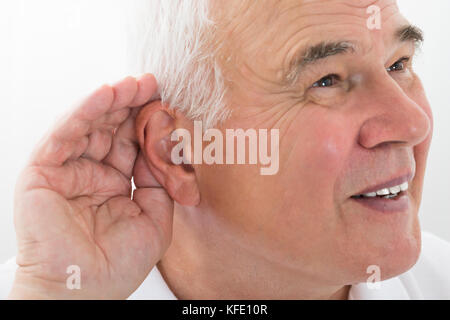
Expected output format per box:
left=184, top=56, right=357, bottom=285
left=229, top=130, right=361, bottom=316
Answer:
left=127, top=0, right=229, bottom=128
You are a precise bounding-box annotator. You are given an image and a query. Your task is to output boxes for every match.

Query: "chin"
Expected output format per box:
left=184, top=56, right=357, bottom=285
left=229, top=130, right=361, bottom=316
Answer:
left=337, top=216, right=422, bottom=284
left=381, top=229, right=421, bottom=280
left=369, top=222, right=422, bottom=281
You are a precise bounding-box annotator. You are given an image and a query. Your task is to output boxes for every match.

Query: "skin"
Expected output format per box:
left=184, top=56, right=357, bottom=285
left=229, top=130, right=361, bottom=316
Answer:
left=9, top=75, right=174, bottom=299
left=9, top=0, right=432, bottom=299
left=153, top=0, right=432, bottom=299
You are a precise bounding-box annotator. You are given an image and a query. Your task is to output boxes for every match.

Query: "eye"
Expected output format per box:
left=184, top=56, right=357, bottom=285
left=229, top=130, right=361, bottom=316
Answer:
left=312, top=74, right=340, bottom=88
left=387, top=57, right=410, bottom=72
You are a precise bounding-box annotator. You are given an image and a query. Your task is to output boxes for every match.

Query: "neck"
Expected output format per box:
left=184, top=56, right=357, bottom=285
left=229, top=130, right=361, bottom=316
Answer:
left=158, top=205, right=350, bottom=300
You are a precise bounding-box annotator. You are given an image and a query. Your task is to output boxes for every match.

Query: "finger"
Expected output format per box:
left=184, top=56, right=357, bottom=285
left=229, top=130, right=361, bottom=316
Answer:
left=29, top=75, right=156, bottom=167
left=68, top=136, right=90, bottom=161
left=133, top=187, right=174, bottom=249
left=92, top=107, right=131, bottom=130
left=67, top=108, right=130, bottom=162
left=102, top=73, right=159, bottom=175
left=81, top=107, right=131, bottom=162
left=129, top=74, right=158, bottom=107
left=82, top=129, right=114, bottom=161
left=93, top=196, right=142, bottom=234
left=29, top=84, right=114, bottom=166
left=18, top=158, right=131, bottom=200
left=133, top=151, right=162, bottom=188
left=103, top=109, right=140, bottom=178
left=110, top=76, right=138, bottom=112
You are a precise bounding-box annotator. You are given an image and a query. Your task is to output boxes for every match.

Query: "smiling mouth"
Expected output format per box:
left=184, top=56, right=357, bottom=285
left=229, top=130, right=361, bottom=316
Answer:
left=349, top=174, right=413, bottom=213
left=351, top=181, right=409, bottom=200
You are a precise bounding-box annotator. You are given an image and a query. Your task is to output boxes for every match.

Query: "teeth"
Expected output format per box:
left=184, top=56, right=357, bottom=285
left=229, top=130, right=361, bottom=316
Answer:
left=376, top=188, right=390, bottom=196
left=363, top=192, right=377, bottom=197
left=400, top=182, right=408, bottom=191
left=356, top=182, right=409, bottom=198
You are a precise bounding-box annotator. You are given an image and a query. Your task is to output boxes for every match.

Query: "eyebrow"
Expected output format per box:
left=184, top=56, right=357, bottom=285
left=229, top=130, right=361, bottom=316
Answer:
left=285, top=41, right=355, bottom=84
left=284, top=24, right=424, bottom=85
left=396, top=24, right=424, bottom=44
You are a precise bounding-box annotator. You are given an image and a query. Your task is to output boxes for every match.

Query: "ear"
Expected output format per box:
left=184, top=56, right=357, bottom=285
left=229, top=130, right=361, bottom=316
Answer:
left=136, top=101, right=200, bottom=206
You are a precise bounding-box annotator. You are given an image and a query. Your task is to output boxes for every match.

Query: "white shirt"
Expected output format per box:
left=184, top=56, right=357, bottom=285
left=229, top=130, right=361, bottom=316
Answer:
left=1, top=231, right=449, bottom=300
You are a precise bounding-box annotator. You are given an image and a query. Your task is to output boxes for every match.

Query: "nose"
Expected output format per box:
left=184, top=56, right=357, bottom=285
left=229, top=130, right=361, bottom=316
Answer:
left=358, top=75, right=431, bottom=149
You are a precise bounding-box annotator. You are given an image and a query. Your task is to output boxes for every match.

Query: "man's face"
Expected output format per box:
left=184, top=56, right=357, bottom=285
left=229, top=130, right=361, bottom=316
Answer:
left=190, top=0, right=432, bottom=283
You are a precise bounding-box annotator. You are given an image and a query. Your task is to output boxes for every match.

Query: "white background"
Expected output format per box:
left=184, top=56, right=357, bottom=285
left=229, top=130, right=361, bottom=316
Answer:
left=0, top=0, right=449, bottom=263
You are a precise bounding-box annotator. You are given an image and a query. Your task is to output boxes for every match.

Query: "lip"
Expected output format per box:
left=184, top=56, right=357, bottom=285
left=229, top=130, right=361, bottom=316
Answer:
left=352, top=172, right=414, bottom=196
left=351, top=192, right=410, bottom=213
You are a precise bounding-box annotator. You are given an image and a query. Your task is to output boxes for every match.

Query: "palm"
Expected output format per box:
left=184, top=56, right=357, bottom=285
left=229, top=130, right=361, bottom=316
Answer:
left=12, top=75, right=173, bottom=299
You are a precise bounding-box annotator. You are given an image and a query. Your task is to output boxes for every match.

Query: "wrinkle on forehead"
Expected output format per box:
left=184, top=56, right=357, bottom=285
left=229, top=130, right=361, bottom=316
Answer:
left=211, top=0, right=281, bottom=64
left=211, top=0, right=403, bottom=93
left=212, top=0, right=399, bottom=48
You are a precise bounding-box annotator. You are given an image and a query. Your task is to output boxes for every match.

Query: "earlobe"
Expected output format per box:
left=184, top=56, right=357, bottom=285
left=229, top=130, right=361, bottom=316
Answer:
left=136, top=101, right=200, bottom=206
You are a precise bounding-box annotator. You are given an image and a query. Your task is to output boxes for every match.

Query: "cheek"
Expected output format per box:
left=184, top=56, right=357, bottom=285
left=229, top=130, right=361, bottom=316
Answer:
left=283, top=109, right=354, bottom=198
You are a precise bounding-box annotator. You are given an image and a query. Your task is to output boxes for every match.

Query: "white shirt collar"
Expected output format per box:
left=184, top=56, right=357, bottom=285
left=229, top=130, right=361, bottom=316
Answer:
left=128, top=264, right=177, bottom=300
left=129, top=265, right=422, bottom=300
left=348, top=275, right=410, bottom=300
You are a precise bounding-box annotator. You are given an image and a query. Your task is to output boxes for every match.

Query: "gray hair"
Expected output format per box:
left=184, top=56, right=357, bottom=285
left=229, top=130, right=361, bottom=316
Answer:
left=127, top=0, right=229, bottom=128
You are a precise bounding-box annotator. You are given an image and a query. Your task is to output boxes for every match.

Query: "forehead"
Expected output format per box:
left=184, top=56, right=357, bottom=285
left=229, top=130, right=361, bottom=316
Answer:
left=217, top=0, right=402, bottom=37
left=215, top=0, right=408, bottom=73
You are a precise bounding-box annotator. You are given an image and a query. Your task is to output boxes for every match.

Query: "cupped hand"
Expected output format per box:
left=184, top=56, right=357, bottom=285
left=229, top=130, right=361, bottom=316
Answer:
left=9, top=75, right=174, bottom=299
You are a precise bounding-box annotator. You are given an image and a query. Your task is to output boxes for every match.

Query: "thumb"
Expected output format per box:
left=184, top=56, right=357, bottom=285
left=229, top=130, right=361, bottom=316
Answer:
left=133, top=151, right=162, bottom=188
left=133, top=188, right=174, bottom=250
left=133, top=151, right=174, bottom=250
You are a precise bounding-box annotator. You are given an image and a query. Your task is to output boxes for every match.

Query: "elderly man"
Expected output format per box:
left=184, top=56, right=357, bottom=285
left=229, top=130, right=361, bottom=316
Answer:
left=1, top=0, right=450, bottom=300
